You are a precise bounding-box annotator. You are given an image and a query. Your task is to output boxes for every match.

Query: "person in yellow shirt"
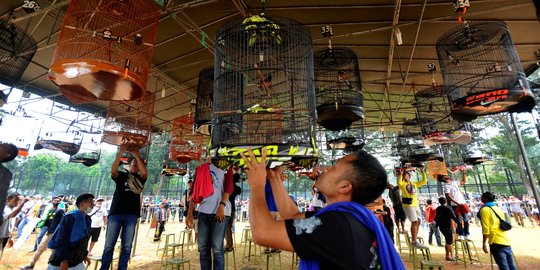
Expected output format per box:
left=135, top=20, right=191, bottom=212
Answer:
left=398, top=167, right=427, bottom=247
left=479, top=192, right=517, bottom=270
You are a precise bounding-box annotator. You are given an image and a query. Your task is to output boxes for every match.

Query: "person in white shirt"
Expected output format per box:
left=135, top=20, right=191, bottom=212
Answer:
left=438, top=170, right=470, bottom=240
left=1, top=193, right=27, bottom=259
left=507, top=196, right=524, bottom=226
left=88, top=198, right=108, bottom=255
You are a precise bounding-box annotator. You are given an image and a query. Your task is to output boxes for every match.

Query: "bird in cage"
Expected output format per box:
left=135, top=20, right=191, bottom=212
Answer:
left=257, top=73, right=272, bottom=91
left=242, top=15, right=282, bottom=47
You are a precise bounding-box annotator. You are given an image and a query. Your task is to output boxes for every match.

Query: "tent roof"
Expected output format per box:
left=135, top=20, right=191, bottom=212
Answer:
left=2, top=0, right=539, bottom=132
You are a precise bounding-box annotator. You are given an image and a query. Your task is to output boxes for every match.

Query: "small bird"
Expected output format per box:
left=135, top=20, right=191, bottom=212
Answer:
left=257, top=73, right=272, bottom=90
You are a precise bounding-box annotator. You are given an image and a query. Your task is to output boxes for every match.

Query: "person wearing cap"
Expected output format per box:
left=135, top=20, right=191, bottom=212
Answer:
left=100, top=145, right=147, bottom=270
left=87, top=198, right=107, bottom=255
left=0, top=143, right=18, bottom=229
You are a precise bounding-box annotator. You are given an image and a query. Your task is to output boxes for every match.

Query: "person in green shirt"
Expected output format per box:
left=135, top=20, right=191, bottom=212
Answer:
left=398, top=167, right=427, bottom=247
left=479, top=192, right=517, bottom=270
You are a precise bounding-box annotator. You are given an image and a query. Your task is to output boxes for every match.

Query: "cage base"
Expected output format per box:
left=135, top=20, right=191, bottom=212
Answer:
left=463, top=156, right=491, bottom=166
left=327, top=136, right=365, bottom=151
left=69, top=157, right=99, bottom=167
left=172, top=153, right=202, bottom=164
left=102, top=131, right=148, bottom=147
left=403, top=153, right=444, bottom=163
left=34, top=140, right=81, bottom=156
left=317, top=103, right=364, bottom=131
left=210, top=144, right=318, bottom=170
left=423, top=130, right=471, bottom=147
left=49, top=59, right=145, bottom=101
left=450, top=89, right=536, bottom=122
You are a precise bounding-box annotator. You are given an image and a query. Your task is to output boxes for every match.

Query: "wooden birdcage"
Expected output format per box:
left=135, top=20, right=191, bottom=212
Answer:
left=0, top=19, right=37, bottom=88
left=194, top=67, right=214, bottom=134
left=210, top=15, right=318, bottom=169
left=49, top=0, right=159, bottom=103
left=102, top=92, right=154, bottom=147
left=437, top=21, right=535, bottom=121
left=314, top=47, right=364, bottom=131
left=170, top=115, right=204, bottom=164
left=414, top=84, right=471, bottom=146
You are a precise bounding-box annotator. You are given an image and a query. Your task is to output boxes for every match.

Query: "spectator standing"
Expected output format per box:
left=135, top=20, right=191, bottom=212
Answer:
left=0, top=143, right=18, bottom=229
left=87, top=198, right=107, bottom=255
left=387, top=183, right=406, bottom=233
left=1, top=194, right=27, bottom=259
left=381, top=199, right=395, bottom=243
left=425, top=199, right=442, bottom=246
left=153, top=202, right=168, bottom=241
left=507, top=196, right=524, bottom=227
left=479, top=192, right=518, bottom=270
left=435, top=197, right=457, bottom=261
left=46, top=194, right=94, bottom=270
left=225, top=172, right=241, bottom=251
left=439, top=170, right=470, bottom=240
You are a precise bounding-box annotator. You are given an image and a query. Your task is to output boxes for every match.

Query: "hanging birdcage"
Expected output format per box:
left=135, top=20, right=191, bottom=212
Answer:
left=414, top=84, right=471, bottom=146
left=69, top=116, right=103, bottom=166
left=210, top=15, right=318, bottom=169
left=0, top=19, right=37, bottom=88
left=318, top=119, right=365, bottom=153
left=102, top=92, right=154, bottom=148
left=0, top=110, right=38, bottom=157
left=314, top=47, right=364, bottom=131
left=34, top=125, right=83, bottom=156
left=194, top=67, right=214, bottom=135
left=49, top=0, right=159, bottom=103
left=436, top=21, right=535, bottom=122
left=396, top=121, right=443, bottom=166
left=170, top=115, right=204, bottom=164
left=460, top=142, right=491, bottom=166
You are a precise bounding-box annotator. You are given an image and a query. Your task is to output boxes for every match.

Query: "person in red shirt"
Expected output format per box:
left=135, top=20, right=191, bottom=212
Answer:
left=425, top=199, right=442, bottom=246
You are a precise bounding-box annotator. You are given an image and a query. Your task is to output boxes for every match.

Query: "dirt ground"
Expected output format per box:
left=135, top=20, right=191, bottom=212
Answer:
left=1, top=219, right=539, bottom=270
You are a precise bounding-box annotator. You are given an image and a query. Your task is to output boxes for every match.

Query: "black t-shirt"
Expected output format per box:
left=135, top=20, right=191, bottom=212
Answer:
left=285, top=211, right=378, bottom=270
left=109, top=171, right=146, bottom=217
left=435, top=205, right=457, bottom=228
left=229, top=184, right=241, bottom=213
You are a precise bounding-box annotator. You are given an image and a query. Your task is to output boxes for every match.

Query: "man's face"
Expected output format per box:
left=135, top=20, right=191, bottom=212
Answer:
left=314, top=155, right=355, bottom=197
left=403, top=172, right=411, bottom=182
left=95, top=200, right=102, bottom=207
left=83, top=199, right=95, bottom=211
left=52, top=198, right=60, bottom=204
left=7, top=197, right=20, bottom=208
left=0, top=145, right=10, bottom=162
left=129, top=160, right=139, bottom=173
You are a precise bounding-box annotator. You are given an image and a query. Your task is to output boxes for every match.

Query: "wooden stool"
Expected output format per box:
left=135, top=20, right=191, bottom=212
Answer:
left=225, top=248, right=237, bottom=270
left=453, top=239, right=482, bottom=268
left=161, top=244, right=191, bottom=270
left=242, top=238, right=260, bottom=264
left=395, top=229, right=410, bottom=254
left=291, top=252, right=300, bottom=269
left=240, top=226, right=251, bottom=246
left=411, top=244, right=431, bottom=270
left=421, top=260, right=445, bottom=270
left=263, top=250, right=282, bottom=270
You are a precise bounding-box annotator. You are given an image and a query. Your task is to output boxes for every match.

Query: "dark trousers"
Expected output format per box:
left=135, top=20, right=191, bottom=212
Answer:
left=154, top=221, right=166, bottom=241
left=490, top=244, right=518, bottom=270
left=225, top=211, right=235, bottom=249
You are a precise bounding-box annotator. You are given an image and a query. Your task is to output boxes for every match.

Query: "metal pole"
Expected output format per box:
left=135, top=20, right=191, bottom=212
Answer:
left=504, top=168, right=516, bottom=196
left=507, top=169, right=517, bottom=196
left=482, top=164, right=491, bottom=192
left=510, top=113, right=540, bottom=212
left=475, top=170, right=485, bottom=194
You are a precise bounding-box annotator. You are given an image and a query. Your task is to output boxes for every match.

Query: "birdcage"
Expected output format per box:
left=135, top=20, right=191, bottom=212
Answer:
left=0, top=19, right=37, bottom=87
left=194, top=67, right=214, bottom=135
left=49, top=0, right=159, bottom=103
left=69, top=116, right=103, bottom=166
left=436, top=21, right=535, bottom=122
left=414, top=84, right=471, bottom=146
left=210, top=15, right=318, bottom=169
left=314, top=47, right=364, bottom=131
left=170, top=115, right=204, bottom=164
left=396, top=122, right=443, bottom=166
left=460, top=142, right=491, bottom=166
left=102, top=92, right=154, bottom=148
left=34, top=124, right=83, bottom=156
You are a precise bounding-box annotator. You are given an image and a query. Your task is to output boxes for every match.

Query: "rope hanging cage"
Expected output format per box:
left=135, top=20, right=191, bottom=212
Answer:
left=49, top=0, right=159, bottom=103
left=210, top=15, right=318, bottom=169
left=194, top=67, right=214, bottom=135
left=102, top=92, right=155, bottom=148
left=0, top=19, right=37, bottom=88
left=436, top=21, right=535, bottom=122
left=313, top=47, right=364, bottom=131
left=414, top=84, right=471, bottom=147
left=170, top=115, right=204, bottom=164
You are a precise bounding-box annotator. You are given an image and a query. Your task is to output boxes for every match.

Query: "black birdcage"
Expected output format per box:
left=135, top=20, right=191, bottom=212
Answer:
left=0, top=19, right=37, bottom=87
left=414, top=84, right=471, bottom=146
left=436, top=21, right=535, bottom=122
left=313, top=47, right=364, bottom=131
left=460, top=142, right=491, bottom=166
left=194, top=67, right=214, bottom=135
left=210, top=15, right=318, bottom=169
left=396, top=121, right=443, bottom=166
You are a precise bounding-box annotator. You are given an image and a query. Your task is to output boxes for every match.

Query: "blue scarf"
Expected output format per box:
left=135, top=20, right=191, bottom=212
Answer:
left=48, top=210, right=89, bottom=248
left=484, top=202, right=495, bottom=207
left=299, top=202, right=405, bottom=270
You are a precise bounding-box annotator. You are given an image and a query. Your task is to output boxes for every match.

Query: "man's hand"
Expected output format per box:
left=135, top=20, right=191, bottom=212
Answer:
left=118, top=144, right=128, bottom=155
left=186, top=213, right=194, bottom=229
left=216, top=204, right=225, bottom=222
left=83, top=256, right=91, bottom=266
left=240, top=147, right=267, bottom=189
left=267, top=167, right=282, bottom=184
left=60, top=260, right=69, bottom=270
left=419, top=166, right=425, bottom=173
left=132, top=147, right=141, bottom=157
left=483, top=243, right=489, bottom=254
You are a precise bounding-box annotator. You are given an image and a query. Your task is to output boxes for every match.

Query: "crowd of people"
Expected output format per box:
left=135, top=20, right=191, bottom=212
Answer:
left=1, top=141, right=539, bottom=269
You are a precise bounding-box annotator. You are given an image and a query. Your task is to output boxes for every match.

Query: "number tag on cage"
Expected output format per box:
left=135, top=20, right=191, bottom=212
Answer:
left=23, top=1, right=41, bottom=13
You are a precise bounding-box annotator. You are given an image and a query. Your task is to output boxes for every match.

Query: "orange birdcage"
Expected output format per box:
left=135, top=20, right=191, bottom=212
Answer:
left=102, top=92, right=154, bottom=148
left=170, top=115, right=204, bottom=164
left=49, top=0, right=159, bottom=103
